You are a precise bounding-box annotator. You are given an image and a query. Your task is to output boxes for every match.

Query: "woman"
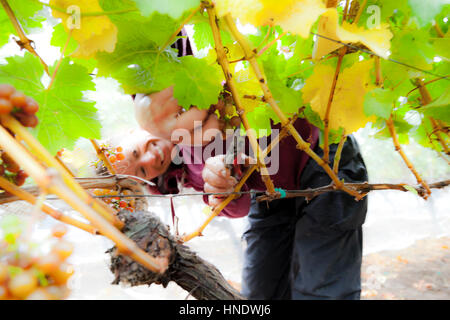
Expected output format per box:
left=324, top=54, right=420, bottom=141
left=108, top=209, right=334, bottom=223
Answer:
left=111, top=85, right=368, bottom=300
left=111, top=32, right=368, bottom=299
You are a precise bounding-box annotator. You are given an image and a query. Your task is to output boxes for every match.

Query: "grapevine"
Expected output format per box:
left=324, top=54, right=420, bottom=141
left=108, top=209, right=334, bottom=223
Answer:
left=0, top=0, right=448, bottom=299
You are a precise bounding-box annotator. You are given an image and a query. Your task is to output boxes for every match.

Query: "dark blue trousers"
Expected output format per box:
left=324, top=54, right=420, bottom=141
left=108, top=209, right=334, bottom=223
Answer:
left=241, top=136, right=368, bottom=300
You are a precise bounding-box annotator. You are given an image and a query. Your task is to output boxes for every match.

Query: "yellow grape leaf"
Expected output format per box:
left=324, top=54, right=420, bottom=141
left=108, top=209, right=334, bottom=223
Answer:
left=302, top=59, right=376, bottom=134
left=313, top=9, right=393, bottom=60
left=50, top=0, right=118, bottom=58
left=214, top=0, right=263, bottom=25
left=225, top=43, right=244, bottom=66
left=214, top=0, right=326, bottom=38
left=205, top=44, right=263, bottom=112
left=234, top=67, right=265, bottom=113
left=205, top=42, right=243, bottom=69
left=273, top=0, right=327, bottom=38
left=312, top=9, right=342, bottom=60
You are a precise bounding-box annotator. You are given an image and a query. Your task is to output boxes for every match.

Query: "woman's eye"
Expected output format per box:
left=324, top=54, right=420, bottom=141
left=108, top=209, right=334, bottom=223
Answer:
left=133, top=150, right=138, bottom=158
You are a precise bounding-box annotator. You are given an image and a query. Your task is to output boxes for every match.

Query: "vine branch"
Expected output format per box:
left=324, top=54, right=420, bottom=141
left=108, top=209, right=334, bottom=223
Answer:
left=256, top=180, right=450, bottom=202
left=333, top=130, right=347, bottom=174
left=90, top=139, right=116, bottom=175
left=386, top=114, right=432, bottom=198
left=206, top=6, right=276, bottom=195
left=257, top=31, right=287, bottom=57
left=323, top=46, right=347, bottom=163
left=0, top=0, right=49, bottom=75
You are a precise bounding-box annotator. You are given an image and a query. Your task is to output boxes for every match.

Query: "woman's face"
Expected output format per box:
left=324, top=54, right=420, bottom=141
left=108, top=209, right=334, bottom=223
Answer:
left=115, top=128, right=174, bottom=180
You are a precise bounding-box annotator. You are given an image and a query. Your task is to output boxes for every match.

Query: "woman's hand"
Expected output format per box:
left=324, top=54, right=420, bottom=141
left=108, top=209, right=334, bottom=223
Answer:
left=202, top=155, right=239, bottom=207
left=134, top=87, right=222, bottom=145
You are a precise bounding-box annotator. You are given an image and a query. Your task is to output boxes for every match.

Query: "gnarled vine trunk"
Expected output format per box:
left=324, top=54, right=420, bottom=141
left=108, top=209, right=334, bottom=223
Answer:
left=108, top=210, right=245, bottom=300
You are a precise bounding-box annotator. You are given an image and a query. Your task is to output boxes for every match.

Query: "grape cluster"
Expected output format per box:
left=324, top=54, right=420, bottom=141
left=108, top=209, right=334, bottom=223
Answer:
left=0, top=152, right=28, bottom=187
left=106, top=145, right=125, bottom=164
left=0, top=84, right=40, bottom=190
left=211, top=92, right=242, bottom=132
left=0, top=84, right=39, bottom=128
left=0, top=222, right=74, bottom=300
left=92, top=188, right=135, bottom=213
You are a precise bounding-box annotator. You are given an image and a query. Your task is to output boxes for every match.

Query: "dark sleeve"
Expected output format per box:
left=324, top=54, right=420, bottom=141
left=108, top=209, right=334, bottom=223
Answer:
left=171, top=29, right=193, bottom=57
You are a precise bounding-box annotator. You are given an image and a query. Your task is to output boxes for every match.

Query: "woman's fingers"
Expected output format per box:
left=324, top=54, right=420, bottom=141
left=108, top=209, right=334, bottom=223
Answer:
left=205, top=155, right=230, bottom=177
left=204, top=182, right=234, bottom=195
left=202, top=167, right=237, bottom=189
left=208, top=195, right=223, bottom=208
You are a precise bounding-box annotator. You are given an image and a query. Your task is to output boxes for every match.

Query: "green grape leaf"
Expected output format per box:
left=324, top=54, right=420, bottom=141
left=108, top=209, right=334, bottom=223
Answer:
left=98, top=49, right=178, bottom=94
left=375, top=112, right=413, bottom=144
left=329, top=127, right=346, bottom=145
left=408, top=0, right=450, bottom=27
left=432, top=31, right=450, bottom=59
left=302, top=104, right=324, bottom=130
left=244, top=105, right=274, bottom=137
left=248, top=26, right=275, bottom=49
left=132, top=0, right=200, bottom=19
left=100, top=1, right=179, bottom=47
left=420, top=90, right=450, bottom=122
left=262, top=52, right=303, bottom=116
left=0, top=53, right=100, bottom=155
left=173, top=56, right=223, bottom=109
left=96, top=8, right=182, bottom=94
left=51, top=23, right=78, bottom=55
left=0, top=0, right=45, bottom=47
left=283, top=35, right=315, bottom=78
left=364, top=87, right=396, bottom=119
left=390, top=28, right=435, bottom=73
left=424, top=62, right=450, bottom=99
left=380, top=59, right=410, bottom=87
left=356, top=0, right=410, bottom=26
left=192, top=22, right=233, bottom=51
left=411, top=117, right=440, bottom=150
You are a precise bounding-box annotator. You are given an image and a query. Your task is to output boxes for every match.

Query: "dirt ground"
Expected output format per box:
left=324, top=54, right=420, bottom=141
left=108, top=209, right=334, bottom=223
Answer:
left=361, top=236, right=450, bottom=300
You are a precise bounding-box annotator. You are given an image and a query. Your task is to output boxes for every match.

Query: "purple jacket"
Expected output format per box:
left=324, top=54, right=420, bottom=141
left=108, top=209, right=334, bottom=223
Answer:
left=153, top=118, right=319, bottom=218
